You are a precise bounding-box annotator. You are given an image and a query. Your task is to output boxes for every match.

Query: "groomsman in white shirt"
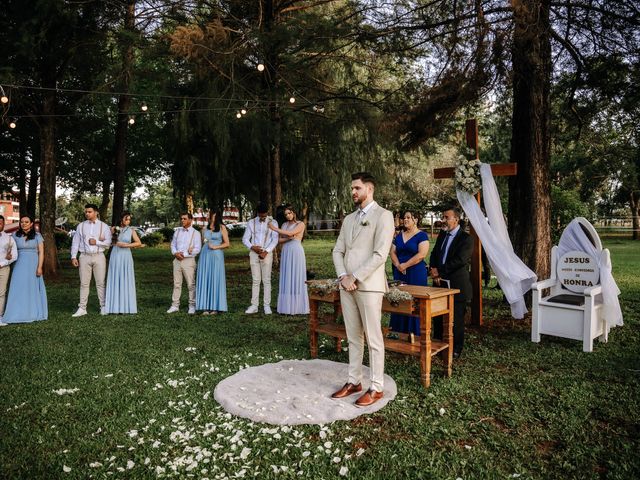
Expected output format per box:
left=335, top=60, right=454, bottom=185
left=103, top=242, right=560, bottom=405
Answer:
left=242, top=202, right=279, bottom=315
left=71, top=204, right=112, bottom=317
left=0, top=215, right=18, bottom=324
left=167, top=213, right=201, bottom=314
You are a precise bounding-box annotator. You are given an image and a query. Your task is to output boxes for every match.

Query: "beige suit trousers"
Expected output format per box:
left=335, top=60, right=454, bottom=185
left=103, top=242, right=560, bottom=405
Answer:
left=340, top=289, right=385, bottom=392
left=249, top=250, right=273, bottom=307
left=0, top=265, right=10, bottom=316
left=78, top=252, right=106, bottom=310
left=172, top=257, right=196, bottom=308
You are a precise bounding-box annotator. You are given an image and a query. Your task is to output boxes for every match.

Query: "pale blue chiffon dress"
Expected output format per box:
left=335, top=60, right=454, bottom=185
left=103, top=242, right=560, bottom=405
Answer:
left=196, top=230, right=227, bottom=312
left=3, top=233, right=48, bottom=323
left=277, top=223, right=309, bottom=315
left=105, top=227, right=137, bottom=314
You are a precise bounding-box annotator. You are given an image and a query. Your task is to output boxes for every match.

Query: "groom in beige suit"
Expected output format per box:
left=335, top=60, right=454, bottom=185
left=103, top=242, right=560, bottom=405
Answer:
left=332, top=172, right=395, bottom=407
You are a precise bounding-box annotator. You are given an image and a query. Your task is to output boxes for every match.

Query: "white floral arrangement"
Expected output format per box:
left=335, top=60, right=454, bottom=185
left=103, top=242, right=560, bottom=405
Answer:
left=361, top=220, right=369, bottom=226
left=454, top=155, right=482, bottom=195
left=384, top=287, right=413, bottom=306
left=307, top=279, right=339, bottom=296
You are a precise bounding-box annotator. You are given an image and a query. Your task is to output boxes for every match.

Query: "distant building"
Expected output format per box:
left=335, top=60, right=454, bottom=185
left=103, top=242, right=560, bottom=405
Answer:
left=0, top=191, right=20, bottom=224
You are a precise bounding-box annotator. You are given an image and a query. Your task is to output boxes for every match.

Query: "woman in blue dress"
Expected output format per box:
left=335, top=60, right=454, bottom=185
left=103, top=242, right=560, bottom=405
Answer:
left=105, top=212, right=141, bottom=314
left=389, top=210, right=430, bottom=336
left=269, top=205, right=309, bottom=315
left=3, top=215, right=48, bottom=324
left=196, top=210, right=229, bottom=314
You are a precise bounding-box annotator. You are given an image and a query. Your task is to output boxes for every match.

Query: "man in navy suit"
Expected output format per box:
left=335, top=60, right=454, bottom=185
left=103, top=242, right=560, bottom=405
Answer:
left=429, top=207, right=473, bottom=358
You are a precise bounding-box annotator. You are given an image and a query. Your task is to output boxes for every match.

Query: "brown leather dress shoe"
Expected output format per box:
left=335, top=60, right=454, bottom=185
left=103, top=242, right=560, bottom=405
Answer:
left=355, top=389, right=384, bottom=407
left=331, top=383, right=362, bottom=399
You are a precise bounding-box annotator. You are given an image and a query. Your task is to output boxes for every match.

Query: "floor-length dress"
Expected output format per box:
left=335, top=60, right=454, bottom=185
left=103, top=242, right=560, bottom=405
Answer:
left=3, top=233, right=48, bottom=323
left=196, top=230, right=227, bottom=312
left=277, top=223, right=309, bottom=315
left=105, top=227, right=137, bottom=314
left=389, top=230, right=429, bottom=336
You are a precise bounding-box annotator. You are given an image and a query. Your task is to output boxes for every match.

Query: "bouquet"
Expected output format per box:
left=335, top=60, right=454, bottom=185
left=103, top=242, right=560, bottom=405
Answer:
left=454, top=155, right=482, bottom=195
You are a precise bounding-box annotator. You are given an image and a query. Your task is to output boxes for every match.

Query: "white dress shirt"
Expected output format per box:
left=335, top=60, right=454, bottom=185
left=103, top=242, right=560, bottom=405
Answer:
left=71, top=220, right=112, bottom=258
left=171, top=226, right=201, bottom=257
left=0, top=231, right=18, bottom=268
left=242, top=217, right=279, bottom=253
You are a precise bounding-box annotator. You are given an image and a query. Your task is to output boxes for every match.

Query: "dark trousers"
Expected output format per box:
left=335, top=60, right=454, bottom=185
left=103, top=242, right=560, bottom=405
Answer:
left=432, top=298, right=467, bottom=354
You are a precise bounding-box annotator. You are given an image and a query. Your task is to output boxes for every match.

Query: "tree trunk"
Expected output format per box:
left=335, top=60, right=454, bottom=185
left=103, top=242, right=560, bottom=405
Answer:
left=27, top=153, right=39, bottom=216
left=270, top=115, right=282, bottom=209
left=111, top=0, right=136, bottom=226
left=18, top=154, right=27, bottom=216
left=99, top=178, right=111, bottom=222
left=508, top=0, right=552, bottom=279
left=631, top=191, right=639, bottom=240
left=39, top=90, right=59, bottom=278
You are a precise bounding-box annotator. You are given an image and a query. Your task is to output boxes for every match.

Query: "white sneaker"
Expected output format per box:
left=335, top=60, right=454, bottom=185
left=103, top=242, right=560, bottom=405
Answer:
left=100, top=307, right=108, bottom=315
left=264, top=306, right=272, bottom=315
left=166, top=306, right=179, bottom=314
left=188, top=307, right=196, bottom=315
left=72, top=308, right=87, bottom=317
left=245, top=305, right=259, bottom=314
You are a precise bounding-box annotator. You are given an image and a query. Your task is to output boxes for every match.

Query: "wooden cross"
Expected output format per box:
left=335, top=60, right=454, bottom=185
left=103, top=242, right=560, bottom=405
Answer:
left=433, top=119, right=517, bottom=326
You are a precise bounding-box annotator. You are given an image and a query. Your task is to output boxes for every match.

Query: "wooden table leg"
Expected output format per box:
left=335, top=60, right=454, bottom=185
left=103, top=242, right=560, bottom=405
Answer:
left=441, top=294, right=454, bottom=377
left=310, top=298, right=319, bottom=358
left=420, top=299, right=432, bottom=388
left=334, top=303, right=342, bottom=353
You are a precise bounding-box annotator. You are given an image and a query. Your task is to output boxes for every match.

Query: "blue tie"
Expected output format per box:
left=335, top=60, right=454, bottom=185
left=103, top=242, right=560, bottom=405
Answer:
left=440, top=233, right=451, bottom=264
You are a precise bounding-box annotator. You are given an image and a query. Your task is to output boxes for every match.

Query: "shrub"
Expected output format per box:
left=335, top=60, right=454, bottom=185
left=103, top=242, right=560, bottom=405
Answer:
left=141, top=232, right=163, bottom=247
left=54, top=231, right=72, bottom=250
left=158, top=227, right=175, bottom=243
left=227, top=226, right=246, bottom=238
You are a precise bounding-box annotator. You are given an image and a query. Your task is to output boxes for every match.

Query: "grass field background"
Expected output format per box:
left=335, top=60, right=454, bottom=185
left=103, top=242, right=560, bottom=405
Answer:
left=0, top=237, right=638, bottom=479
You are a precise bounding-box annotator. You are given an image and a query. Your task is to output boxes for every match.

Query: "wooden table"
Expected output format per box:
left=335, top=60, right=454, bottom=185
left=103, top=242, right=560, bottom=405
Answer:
left=308, top=284, right=460, bottom=388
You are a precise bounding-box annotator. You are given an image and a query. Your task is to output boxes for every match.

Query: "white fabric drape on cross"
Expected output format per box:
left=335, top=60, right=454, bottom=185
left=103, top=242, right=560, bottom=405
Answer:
left=557, top=219, right=623, bottom=328
left=456, top=163, right=537, bottom=319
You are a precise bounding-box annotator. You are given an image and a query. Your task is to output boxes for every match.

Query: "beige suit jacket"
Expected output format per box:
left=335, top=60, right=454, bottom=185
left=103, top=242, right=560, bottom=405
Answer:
left=332, top=201, right=395, bottom=293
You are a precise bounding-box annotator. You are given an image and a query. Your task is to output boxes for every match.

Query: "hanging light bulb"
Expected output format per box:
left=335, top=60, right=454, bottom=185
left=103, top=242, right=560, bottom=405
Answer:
left=9, top=120, right=17, bottom=129
left=1, top=95, right=8, bottom=104
left=241, top=108, right=247, bottom=115
left=141, top=103, right=148, bottom=112
left=289, top=97, right=296, bottom=104
left=257, top=63, right=265, bottom=72
left=236, top=112, right=242, bottom=119
left=128, top=116, right=135, bottom=125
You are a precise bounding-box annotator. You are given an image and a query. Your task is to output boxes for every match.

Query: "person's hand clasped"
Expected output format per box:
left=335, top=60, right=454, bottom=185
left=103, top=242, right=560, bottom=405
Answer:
left=5, top=251, right=11, bottom=261
left=88, top=238, right=97, bottom=246
left=116, top=241, right=128, bottom=248
left=340, top=274, right=358, bottom=291
left=208, top=242, right=216, bottom=250
left=36, top=266, right=43, bottom=277
left=258, top=251, right=267, bottom=259
left=71, top=258, right=79, bottom=268
left=398, top=263, right=407, bottom=275
left=175, top=252, right=185, bottom=261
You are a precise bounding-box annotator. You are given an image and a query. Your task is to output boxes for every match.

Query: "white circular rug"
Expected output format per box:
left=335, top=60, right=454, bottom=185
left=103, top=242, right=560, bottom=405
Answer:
left=213, top=359, right=397, bottom=425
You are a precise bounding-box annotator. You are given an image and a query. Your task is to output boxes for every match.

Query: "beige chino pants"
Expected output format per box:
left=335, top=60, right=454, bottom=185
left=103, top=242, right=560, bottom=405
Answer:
left=78, top=252, right=106, bottom=310
left=172, top=257, right=196, bottom=309
left=249, top=250, right=273, bottom=308
left=0, top=265, right=10, bottom=316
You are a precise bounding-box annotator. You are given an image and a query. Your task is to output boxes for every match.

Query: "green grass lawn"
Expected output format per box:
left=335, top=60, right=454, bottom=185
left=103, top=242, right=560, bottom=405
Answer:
left=1, top=238, right=638, bottom=479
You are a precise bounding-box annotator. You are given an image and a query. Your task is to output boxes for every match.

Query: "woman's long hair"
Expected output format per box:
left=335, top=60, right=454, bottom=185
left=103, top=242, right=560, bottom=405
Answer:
left=283, top=204, right=298, bottom=222
left=116, top=211, right=131, bottom=227
left=16, top=215, right=36, bottom=241
left=208, top=210, right=222, bottom=232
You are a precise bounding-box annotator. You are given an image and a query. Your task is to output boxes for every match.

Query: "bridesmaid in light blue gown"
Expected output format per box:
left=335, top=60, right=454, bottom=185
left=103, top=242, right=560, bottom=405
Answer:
left=196, top=210, right=229, bottom=314
left=3, top=215, right=48, bottom=324
left=269, top=205, right=309, bottom=315
left=105, top=212, right=141, bottom=314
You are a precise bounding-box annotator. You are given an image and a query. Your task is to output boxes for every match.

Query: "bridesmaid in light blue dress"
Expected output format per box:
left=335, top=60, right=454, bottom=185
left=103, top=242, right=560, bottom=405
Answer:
left=196, top=210, right=229, bottom=314
left=269, top=205, right=309, bottom=315
left=105, top=212, right=141, bottom=314
left=3, top=215, right=48, bottom=324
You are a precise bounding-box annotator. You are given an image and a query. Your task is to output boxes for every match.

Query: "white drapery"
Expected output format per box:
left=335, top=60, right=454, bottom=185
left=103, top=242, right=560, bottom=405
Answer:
left=557, top=219, right=623, bottom=328
left=456, top=163, right=537, bottom=319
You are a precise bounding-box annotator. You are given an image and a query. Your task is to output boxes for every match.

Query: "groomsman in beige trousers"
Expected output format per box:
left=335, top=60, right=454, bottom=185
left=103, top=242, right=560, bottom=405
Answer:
left=0, top=215, right=18, bottom=325
left=167, top=213, right=201, bottom=314
left=71, top=204, right=112, bottom=317
left=332, top=172, right=395, bottom=407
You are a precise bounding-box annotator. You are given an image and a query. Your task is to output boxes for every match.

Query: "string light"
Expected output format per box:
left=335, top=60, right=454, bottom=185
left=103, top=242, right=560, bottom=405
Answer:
left=128, top=117, right=135, bottom=125
left=9, top=120, right=17, bottom=129
left=240, top=108, right=247, bottom=115
left=289, top=97, right=296, bottom=104
left=1, top=95, right=8, bottom=104
left=236, top=112, right=242, bottom=118
left=141, top=103, right=148, bottom=112
left=257, top=63, right=265, bottom=72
